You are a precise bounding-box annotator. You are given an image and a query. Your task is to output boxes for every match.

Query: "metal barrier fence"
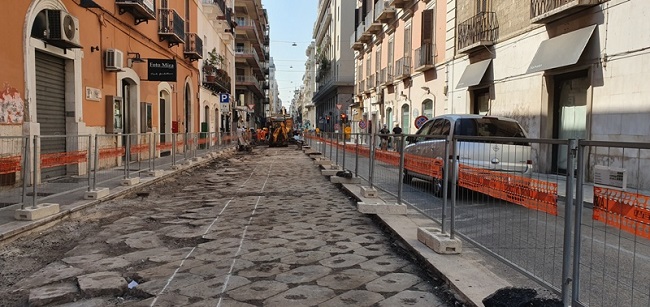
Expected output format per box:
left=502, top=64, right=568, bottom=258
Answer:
left=308, top=131, right=650, bottom=307
left=0, top=132, right=235, bottom=209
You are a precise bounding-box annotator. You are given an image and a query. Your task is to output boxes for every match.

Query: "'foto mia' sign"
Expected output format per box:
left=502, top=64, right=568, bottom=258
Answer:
left=147, top=59, right=177, bottom=82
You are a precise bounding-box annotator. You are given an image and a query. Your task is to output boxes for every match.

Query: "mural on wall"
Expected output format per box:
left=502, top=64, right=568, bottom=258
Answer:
left=0, top=83, right=25, bottom=124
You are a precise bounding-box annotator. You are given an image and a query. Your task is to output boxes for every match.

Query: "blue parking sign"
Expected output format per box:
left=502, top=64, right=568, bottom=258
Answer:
left=219, top=93, right=230, bottom=103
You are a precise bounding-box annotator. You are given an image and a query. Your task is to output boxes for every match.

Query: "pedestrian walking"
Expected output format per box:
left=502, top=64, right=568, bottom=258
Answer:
left=379, top=124, right=389, bottom=151
left=392, top=124, right=403, bottom=152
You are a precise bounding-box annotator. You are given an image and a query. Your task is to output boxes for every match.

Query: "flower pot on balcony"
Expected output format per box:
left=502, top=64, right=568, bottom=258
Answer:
left=206, top=74, right=216, bottom=82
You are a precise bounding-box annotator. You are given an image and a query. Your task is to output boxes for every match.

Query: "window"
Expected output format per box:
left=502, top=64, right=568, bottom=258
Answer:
left=422, top=99, right=433, bottom=119
left=476, top=0, right=491, bottom=12
left=454, top=118, right=526, bottom=138
left=401, top=104, right=410, bottom=134
left=404, top=26, right=412, bottom=58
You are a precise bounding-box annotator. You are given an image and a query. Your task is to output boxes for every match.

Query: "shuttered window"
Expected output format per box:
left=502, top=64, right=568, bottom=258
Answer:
left=421, top=9, right=434, bottom=44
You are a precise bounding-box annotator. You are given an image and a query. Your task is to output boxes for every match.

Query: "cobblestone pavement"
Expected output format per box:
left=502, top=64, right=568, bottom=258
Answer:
left=0, top=146, right=457, bottom=306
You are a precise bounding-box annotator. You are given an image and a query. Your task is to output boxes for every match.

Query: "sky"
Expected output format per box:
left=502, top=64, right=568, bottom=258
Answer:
left=264, top=0, right=318, bottom=108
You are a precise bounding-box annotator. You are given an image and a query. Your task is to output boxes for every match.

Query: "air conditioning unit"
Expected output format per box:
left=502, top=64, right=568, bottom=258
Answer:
left=43, top=10, right=81, bottom=49
left=105, top=49, right=124, bottom=71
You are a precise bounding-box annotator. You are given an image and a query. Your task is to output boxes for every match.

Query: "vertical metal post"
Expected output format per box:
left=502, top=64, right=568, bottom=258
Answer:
left=450, top=138, right=459, bottom=239
left=342, top=133, right=346, bottom=170
left=335, top=132, right=339, bottom=166
left=21, top=136, right=29, bottom=209
left=125, top=136, right=131, bottom=179
left=370, top=133, right=375, bottom=188
left=87, top=135, right=92, bottom=192
left=151, top=133, right=157, bottom=171
left=355, top=134, right=359, bottom=177
left=184, top=132, right=188, bottom=160
left=561, top=139, right=577, bottom=306
left=193, top=134, right=198, bottom=158
left=572, top=141, right=586, bottom=305
left=442, top=138, right=450, bottom=234
left=329, top=132, right=333, bottom=161
left=172, top=133, right=177, bottom=166
left=32, top=136, right=38, bottom=209
left=397, top=135, right=405, bottom=205
left=93, top=134, right=99, bottom=191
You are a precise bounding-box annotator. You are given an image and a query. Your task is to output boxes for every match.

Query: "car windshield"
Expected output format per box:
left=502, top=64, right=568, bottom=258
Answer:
left=454, top=118, right=526, bottom=138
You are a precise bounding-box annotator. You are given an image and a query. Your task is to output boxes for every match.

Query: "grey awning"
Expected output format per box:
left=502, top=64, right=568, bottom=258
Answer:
left=526, top=25, right=597, bottom=74
left=456, top=59, right=492, bottom=89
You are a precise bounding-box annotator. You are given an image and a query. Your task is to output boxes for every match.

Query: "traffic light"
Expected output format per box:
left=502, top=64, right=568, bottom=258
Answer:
left=340, top=113, right=347, bottom=123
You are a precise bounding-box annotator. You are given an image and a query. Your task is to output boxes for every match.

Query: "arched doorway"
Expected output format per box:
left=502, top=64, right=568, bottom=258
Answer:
left=422, top=99, right=433, bottom=119
left=159, top=90, right=171, bottom=142
left=401, top=104, right=410, bottom=134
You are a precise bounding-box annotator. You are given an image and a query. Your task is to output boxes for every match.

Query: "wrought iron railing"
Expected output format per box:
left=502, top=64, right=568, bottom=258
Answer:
left=158, top=8, right=185, bottom=43
left=457, top=12, right=498, bottom=51
left=530, top=0, right=597, bottom=19
left=184, top=33, right=203, bottom=60
left=414, top=43, right=435, bottom=69
left=394, top=56, right=411, bottom=79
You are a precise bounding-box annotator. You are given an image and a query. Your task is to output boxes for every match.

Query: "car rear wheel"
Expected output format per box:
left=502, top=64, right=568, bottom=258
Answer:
left=402, top=170, right=413, bottom=184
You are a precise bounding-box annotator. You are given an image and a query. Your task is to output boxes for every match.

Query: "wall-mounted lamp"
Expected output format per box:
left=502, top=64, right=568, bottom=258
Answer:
left=292, top=42, right=297, bottom=47
left=127, top=52, right=146, bottom=63
left=400, top=91, right=408, bottom=99
left=421, top=86, right=430, bottom=94
left=90, top=46, right=100, bottom=52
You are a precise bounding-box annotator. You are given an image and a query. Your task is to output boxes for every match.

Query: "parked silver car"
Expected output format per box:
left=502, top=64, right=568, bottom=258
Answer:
left=403, top=114, right=532, bottom=194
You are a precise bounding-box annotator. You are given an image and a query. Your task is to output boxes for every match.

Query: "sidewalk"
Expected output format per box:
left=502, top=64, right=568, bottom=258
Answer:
left=0, top=146, right=236, bottom=244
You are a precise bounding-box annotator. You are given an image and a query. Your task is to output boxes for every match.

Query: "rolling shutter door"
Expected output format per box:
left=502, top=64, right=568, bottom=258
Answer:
left=35, top=51, right=66, bottom=179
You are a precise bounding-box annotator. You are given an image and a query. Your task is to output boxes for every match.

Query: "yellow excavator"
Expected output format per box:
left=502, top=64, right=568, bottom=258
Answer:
left=268, top=114, right=293, bottom=147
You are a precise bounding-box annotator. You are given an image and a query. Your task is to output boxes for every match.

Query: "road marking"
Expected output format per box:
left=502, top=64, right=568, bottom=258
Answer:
left=150, top=164, right=260, bottom=307
left=217, top=154, right=275, bottom=307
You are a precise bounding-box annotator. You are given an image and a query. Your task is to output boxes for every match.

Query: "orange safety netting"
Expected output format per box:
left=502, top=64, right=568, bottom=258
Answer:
left=593, top=187, right=650, bottom=240
left=458, top=165, right=558, bottom=215
left=41, top=150, right=88, bottom=168
left=0, top=156, right=21, bottom=174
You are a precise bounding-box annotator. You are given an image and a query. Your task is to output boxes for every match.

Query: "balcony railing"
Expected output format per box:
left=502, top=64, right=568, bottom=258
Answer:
left=183, top=33, right=203, bottom=62
left=235, top=47, right=261, bottom=69
left=203, top=68, right=231, bottom=93
left=116, top=0, right=156, bottom=25
left=351, top=32, right=364, bottom=50
left=389, top=0, right=409, bottom=9
left=359, top=80, right=365, bottom=95
left=374, top=0, right=396, bottom=23
left=235, top=17, right=262, bottom=45
left=368, top=74, right=376, bottom=91
left=414, top=43, right=435, bottom=71
left=457, top=12, right=498, bottom=53
left=235, top=75, right=263, bottom=94
left=394, top=56, right=411, bottom=80
left=530, top=0, right=600, bottom=23
left=158, top=8, right=185, bottom=47
left=386, top=63, right=394, bottom=84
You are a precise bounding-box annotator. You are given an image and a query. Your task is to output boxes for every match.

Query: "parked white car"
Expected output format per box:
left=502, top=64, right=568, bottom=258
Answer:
left=403, top=114, right=532, bottom=195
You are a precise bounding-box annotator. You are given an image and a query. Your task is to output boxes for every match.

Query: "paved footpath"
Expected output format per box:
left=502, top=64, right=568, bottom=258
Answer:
left=0, top=146, right=456, bottom=306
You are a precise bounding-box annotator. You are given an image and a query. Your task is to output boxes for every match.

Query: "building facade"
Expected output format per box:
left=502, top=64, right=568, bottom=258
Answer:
left=312, top=0, right=356, bottom=132
left=351, top=0, right=448, bottom=135
left=233, top=0, right=269, bottom=129
left=0, top=0, right=239, bottom=182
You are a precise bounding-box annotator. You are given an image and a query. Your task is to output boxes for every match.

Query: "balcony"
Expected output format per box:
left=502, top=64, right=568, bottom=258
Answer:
left=358, top=80, right=365, bottom=95
left=116, top=0, right=156, bottom=25
left=235, top=18, right=261, bottom=44
left=530, top=0, right=600, bottom=23
left=202, top=0, right=236, bottom=35
left=235, top=75, right=264, bottom=97
left=394, top=56, right=411, bottom=80
left=183, top=33, right=203, bottom=62
left=364, top=10, right=382, bottom=35
left=203, top=68, right=231, bottom=94
left=414, top=43, right=435, bottom=71
left=389, top=0, right=409, bottom=9
left=350, top=32, right=364, bottom=51
left=158, top=8, right=185, bottom=47
left=368, top=74, right=376, bottom=91
left=457, top=12, right=498, bottom=53
left=386, top=63, right=394, bottom=84
left=374, top=0, right=395, bottom=23
left=235, top=47, right=262, bottom=71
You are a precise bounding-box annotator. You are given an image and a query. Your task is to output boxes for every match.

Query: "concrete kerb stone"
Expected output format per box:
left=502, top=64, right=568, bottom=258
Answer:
left=83, top=188, right=110, bottom=200
left=358, top=202, right=407, bottom=215
left=0, top=147, right=236, bottom=246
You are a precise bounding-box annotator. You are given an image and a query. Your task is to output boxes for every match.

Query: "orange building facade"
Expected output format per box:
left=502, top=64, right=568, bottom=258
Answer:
left=0, top=0, right=223, bottom=141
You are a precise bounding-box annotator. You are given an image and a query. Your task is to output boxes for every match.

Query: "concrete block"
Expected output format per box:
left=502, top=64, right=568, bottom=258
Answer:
left=171, top=164, right=183, bottom=170
left=417, top=227, right=462, bottom=254
left=314, top=158, right=331, bottom=166
left=360, top=186, right=378, bottom=198
left=183, top=159, right=194, bottom=166
left=121, top=177, right=140, bottom=186
left=15, top=203, right=60, bottom=221
left=330, top=176, right=361, bottom=184
left=321, top=168, right=343, bottom=176
left=307, top=152, right=322, bottom=157
left=84, top=188, right=110, bottom=200
left=147, top=170, right=164, bottom=177
left=191, top=157, right=202, bottom=162
left=358, top=202, right=407, bottom=215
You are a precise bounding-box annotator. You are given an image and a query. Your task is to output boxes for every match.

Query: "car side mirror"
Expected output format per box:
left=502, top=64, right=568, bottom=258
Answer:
left=406, top=136, right=416, bottom=144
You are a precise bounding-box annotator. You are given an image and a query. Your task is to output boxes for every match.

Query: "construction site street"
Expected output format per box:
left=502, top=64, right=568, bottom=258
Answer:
left=0, top=146, right=460, bottom=307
